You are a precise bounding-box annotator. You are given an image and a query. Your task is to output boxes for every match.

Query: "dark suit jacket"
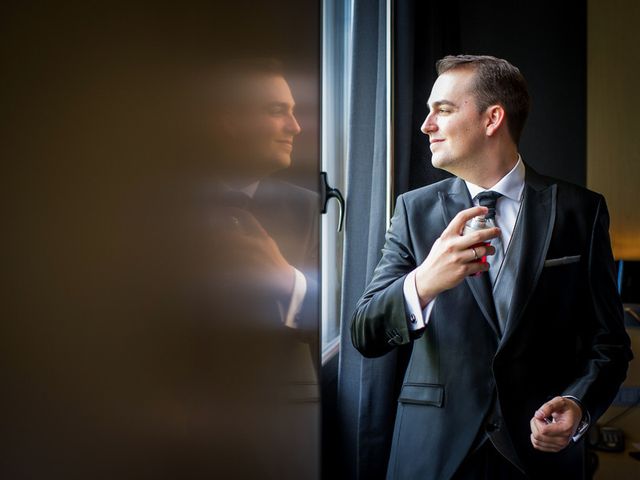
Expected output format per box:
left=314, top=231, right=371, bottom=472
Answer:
left=351, top=165, right=632, bottom=479
left=201, top=178, right=320, bottom=478
left=211, top=177, right=319, bottom=334
left=251, top=178, right=319, bottom=337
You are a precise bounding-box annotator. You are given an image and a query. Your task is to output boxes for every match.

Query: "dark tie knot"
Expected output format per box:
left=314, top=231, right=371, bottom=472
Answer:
left=475, top=191, right=503, bottom=219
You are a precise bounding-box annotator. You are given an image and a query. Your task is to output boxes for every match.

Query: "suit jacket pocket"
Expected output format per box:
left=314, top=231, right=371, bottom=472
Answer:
left=543, top=255, right=581, bottom=268
left=398, top=382, right=444, bottom=407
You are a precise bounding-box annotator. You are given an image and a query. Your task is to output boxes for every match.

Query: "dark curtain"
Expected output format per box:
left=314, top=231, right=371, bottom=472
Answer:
left=335, top=0, right=397, bottom=478
left=394, top=0, right=461, bottom=194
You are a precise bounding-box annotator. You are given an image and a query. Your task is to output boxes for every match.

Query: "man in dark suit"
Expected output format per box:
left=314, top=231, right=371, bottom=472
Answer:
left=210, top=58, right=318, bottom=337
left=351, top=55, right=632, bottom=479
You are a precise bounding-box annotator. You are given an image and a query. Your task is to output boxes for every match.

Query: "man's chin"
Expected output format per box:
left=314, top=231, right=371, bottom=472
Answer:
left=431, top=154, right=450, bottom=170
left=259, top=154, right=292, bottom=177
left=274, top=154, right=292, bottom=170
left=431, top=155, right=461, bottom=177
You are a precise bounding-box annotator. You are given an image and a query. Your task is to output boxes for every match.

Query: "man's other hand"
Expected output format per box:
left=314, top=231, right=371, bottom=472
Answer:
left=530, top=396, right=582, bottom=452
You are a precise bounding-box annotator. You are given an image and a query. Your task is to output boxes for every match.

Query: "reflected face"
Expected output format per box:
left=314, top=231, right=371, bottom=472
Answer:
left=223, top=74, right=301, bottom=177
left=421, top=68, right=486, bottom=175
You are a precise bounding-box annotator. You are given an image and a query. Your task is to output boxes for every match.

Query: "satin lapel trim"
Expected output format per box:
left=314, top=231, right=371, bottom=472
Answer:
left=498, top=182, right=557, bottom=349
left=438, top=181, right=500, bottom=337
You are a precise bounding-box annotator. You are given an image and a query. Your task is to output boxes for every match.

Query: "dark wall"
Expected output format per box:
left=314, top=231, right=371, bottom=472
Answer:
left=395, top=0, right=587, bottom=194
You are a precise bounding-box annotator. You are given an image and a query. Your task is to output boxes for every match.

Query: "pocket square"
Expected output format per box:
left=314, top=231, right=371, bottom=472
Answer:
left=544, top=255, right=581, bottom=267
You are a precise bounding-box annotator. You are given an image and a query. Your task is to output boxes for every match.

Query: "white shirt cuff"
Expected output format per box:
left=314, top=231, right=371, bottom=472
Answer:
left=562, top=395, right=591, bottom=442
left=281, top=268, right=307, bottom=329
left=403, top=270, right=435, bottom=331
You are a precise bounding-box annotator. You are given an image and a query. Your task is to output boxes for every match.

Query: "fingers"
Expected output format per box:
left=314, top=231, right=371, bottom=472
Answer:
left=535, top=396, right=569, bottom=424
left=530, top=433, right=569, bottom=452
left=441, top=206, right=500, bottom=247
left=466, top=244, right=496, bottom=262
left=530, top=417, right=572, bottom=451
left=458, top=226, right=501, bottom=249
left=442, top=206, right=488, bottom=237
left=465, top=260, right=490, bottom=276
left=530, top=397, right=579, bottom=453
left=530, top=415, right=572, bottom=438
left=535, top=397, right=582, bottom=438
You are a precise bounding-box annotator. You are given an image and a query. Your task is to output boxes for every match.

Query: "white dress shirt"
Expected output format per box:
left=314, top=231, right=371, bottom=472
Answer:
left=403, top=156, right=526, bottom=330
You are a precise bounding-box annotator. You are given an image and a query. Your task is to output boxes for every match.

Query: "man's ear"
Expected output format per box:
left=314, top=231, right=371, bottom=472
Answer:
left=485, top=104, right=506, bottom=137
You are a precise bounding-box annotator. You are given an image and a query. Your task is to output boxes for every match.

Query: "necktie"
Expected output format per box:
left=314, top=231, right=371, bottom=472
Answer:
left=475, top=191, right=504, bottom=286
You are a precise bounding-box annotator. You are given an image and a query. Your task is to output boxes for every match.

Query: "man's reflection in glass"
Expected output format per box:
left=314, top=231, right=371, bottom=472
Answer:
left=199, top=59, right=319, bottom=477
left=211, top=58, right=318, bottom=346
left=215, top=58, right=316, bottom=332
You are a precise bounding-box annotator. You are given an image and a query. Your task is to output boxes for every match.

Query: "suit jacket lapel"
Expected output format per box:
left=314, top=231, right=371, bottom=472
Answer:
left=498, top=166, right=557, bottom=349
left=438, top=179, right=500, bottom=337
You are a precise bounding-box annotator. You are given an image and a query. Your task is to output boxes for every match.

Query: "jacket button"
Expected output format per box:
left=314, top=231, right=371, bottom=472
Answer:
left=486, top=420, right=501, bottom=432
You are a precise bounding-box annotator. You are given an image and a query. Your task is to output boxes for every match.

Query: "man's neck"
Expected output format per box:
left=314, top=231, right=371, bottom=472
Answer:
left=461, top=148, right=519, bottom=189
left=218, top=159, right=265, bottom=190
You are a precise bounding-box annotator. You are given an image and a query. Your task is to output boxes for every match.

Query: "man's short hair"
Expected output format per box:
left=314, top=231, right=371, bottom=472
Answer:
left=212, top=57, right=286, bottom=108
left=436, top=55, right=530, bottom=144
left=219, top=57, right=285, bottom=80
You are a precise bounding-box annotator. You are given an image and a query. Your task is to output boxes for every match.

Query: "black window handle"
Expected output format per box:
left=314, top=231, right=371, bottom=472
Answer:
left=320, top=171, right=345, bottom=232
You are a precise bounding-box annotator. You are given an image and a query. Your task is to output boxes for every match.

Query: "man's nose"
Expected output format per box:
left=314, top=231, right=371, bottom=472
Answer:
left=286, top=114, right=302, bottom=136
left=420, top=112, right=437, bottom=135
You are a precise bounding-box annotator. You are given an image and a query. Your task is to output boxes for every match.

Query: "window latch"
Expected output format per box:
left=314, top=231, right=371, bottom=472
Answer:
left=320, top=171, right=345, bottom=232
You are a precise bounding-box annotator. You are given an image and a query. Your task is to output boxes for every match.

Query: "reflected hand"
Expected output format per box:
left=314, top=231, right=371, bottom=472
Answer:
left=530, top=396, right=582, bottom=452
left=414, top=205, right=499, bottom=308
left=227, top=208, right=296, bottom=296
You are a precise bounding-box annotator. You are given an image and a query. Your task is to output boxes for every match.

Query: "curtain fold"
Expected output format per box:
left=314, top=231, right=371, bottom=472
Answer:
left=336, top=1, right=398, bottom=478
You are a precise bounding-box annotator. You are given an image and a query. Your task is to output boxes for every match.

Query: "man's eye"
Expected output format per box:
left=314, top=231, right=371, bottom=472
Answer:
left=438, top=108, right=450, bottom=114
left=266, top=104, right=293, bottom=116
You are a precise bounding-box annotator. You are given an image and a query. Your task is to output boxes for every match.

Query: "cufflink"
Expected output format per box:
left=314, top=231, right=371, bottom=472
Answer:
left=409, top=313, right=417, bottom=324
left=562, top=395, right=590, bottom=442
left=387, top=334, right=402, bottom=346
left=572, top=419, right=590, bottom=442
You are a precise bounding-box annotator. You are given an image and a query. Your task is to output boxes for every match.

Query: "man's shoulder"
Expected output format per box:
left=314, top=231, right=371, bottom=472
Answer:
left=532, top=170, right=604, bottom=208
left=258, top=178, right=318, bottom=208
left=398, top=177, right=460, bottom=207
left=397, top=170, right=607, bottom=213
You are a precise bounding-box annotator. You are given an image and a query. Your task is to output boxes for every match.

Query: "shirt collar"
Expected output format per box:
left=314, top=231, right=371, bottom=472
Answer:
left=465, top=154, right=525, bottom=202
left=222, top=180, right=261, bottom=199
left=240, top=181, right=260, bottom=198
